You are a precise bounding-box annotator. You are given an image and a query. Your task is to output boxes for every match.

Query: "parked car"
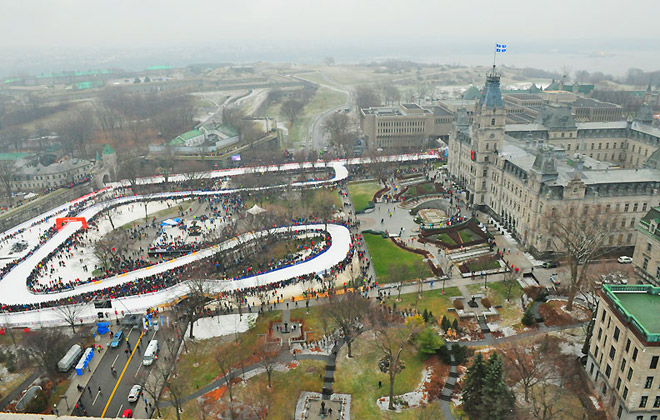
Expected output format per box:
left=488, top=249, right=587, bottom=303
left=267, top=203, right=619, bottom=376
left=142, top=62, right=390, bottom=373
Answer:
left=128, top=384, right=142, bottom=403
left=121, top=408, right=132, bottom=418
left=110, top=330, right=124, bottom=348
left=550, top=274, right=561, bottom=286
left=617, top=256, right=633, bottom=264
left=542, top=261, right=560, bottom=269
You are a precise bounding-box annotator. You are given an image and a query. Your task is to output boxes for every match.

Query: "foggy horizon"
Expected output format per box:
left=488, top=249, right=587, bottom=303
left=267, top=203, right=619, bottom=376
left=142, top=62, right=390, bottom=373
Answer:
left=2, top=0, right=660, bottom=77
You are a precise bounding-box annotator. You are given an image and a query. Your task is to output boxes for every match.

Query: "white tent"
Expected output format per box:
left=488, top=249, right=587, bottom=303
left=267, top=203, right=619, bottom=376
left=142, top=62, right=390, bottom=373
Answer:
left=247, top=205, right=266, bottom=216
left=161, top=218, right=181, bottom=227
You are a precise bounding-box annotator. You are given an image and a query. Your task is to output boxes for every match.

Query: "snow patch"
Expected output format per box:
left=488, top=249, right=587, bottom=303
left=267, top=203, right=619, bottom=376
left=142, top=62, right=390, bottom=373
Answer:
left=487, top=322, right=516, bottom=337
left=376, top=366, right=433, bottom=412
left=187, top=313, right=257, bottom=340
left=589, top=395, right=602, bottom=409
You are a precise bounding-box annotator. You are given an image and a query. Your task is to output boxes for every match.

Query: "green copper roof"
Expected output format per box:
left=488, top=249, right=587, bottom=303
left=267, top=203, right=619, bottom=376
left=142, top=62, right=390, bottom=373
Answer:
left=603, top=284, right=660, bottom=341
left=0, top=153, right=30, bottom=161
left=179, top=129, right=203, bottom=141
left=147, top=65, right=172, bottom=71
left=102, top=144, right=115, bottom=155
left=463, top=86, right=482, bottom=101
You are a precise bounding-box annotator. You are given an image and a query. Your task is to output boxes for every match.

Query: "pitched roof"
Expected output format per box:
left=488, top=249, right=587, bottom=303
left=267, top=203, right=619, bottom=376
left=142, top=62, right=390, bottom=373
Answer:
left=102, top=144, right=115, bottom=155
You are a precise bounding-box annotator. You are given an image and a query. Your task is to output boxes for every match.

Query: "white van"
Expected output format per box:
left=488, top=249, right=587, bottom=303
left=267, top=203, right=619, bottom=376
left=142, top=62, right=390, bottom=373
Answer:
left=143, top=340, right=159, bottom=366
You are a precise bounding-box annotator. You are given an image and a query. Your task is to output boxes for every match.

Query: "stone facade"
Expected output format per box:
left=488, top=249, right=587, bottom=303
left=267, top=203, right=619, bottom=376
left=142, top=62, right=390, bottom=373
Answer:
left=447, top=71, right=660, bottom=255
left=633, top=207, right=660, bottom=285
left=585, top=285, right=660, bottom=420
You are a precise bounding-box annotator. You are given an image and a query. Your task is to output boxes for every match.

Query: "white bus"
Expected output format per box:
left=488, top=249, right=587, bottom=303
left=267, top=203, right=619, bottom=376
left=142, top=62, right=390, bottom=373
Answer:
left=143, top=340, right=159, bottom=366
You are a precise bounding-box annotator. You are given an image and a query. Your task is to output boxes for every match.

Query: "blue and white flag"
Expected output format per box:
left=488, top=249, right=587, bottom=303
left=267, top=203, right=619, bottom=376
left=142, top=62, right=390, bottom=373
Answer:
left=496, top=43, right=507, bottom=53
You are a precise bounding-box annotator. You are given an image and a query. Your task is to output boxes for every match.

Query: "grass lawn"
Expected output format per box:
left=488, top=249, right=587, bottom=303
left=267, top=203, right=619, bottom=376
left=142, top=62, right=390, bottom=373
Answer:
left=458, top=229, right=474, bottom=243
left=159, top=359, right=326, bottom=420
left=348, top=181, right=382, bottom=212
left=363, top=233, right=432, bottom=284
left=170, top=304, right=334, bottom=398
left=289, top=87, right=348, bottom=145
left=174, top=311, right=280, bottom=396
left=404, top=182, right=435, bottom=198
left=386, top=287, right=461, bottom=320
left=464, top=257, right=500, bottom=272
left=467, top=280, right=524, bottom=326
left=333, top=332, right=429, bottom=419
left=435, top=233, right=456, bottom=246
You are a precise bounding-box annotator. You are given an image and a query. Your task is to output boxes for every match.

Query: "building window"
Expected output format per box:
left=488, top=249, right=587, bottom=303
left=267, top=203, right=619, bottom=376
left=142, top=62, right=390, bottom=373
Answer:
left=618, top=405, right=623, bottom=418
left=648, top=243, right=653, bottom=252
left=623, top=387, right=628, bottom=400
left=628, top=367, right=634, bottom=381
left=616, top=377, right=622, bottom=390
left=634, top=203, right=639, bottom=212
left=633, top=348, right=638, bottom=361
left=640, top=396, right=648, bottom=408
left=606, top=364, right=612, bottom=378
left=602, top=309, right=607, bottom=322
left=595, top=345, right=600, bottom=358
left=643, top=258, right=649, bottom=270
left=654, top=396, right=660, bottom=408
left=645, top=376, right=653, bottom=388
left=491, top=118, right=495, bottom=126
left=621, top=358, right=626, bottom=372
left=614, top=327, right=620, bottom=342
left=590, top=362, right=595, bottom=375
left=609, top=346, right=616, bottom=360
left=651, top=356, right=659, bottom=369
left=625, top=203, right=630, bottom=212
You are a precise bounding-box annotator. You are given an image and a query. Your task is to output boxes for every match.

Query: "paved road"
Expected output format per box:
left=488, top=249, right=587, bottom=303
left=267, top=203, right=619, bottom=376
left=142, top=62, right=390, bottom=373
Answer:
left=73, top=322, right=175, bottom=418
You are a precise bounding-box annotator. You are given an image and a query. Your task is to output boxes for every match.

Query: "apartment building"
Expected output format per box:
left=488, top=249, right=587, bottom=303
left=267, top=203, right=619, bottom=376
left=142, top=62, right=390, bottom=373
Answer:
left=586, top=284, right=660, bottom=420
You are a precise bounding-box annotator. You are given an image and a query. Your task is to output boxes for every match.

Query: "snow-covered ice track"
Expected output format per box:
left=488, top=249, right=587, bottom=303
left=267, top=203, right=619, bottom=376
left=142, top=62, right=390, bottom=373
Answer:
left=0, top=154, right=438, bottom=326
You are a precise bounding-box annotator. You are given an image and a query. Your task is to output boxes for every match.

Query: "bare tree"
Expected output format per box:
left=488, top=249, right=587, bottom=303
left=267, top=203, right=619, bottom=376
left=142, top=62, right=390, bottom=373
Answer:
left=502, top=340, right=547, bottom=402
left=23, top=328, right=69, bottom=381
left=0, top=160, right=17, bottom=203
left=327, top=292, right=369, bottom=357
left=256, top=340, right=280, bottom=388
left=55, top=303, right=86, bottom=334
left=280, top=99, right=304, bottom=127
left=139, top=364, right=168, bottom=418
left=323, top=112, right=350, bottom=151
left=57, top=108, right=96, bottom=157
left=355, top=86, right=381, bottom=111
left=94, top=236, right=119, bottom=271
left=215, top=342, right=242, bottom=408
left=0, top=126, right=29, bottom=152
left=375, top=317, right=424, bottom=410
left=382, top=84, right=401, bottom=105
left=154, top=146, right=177, bottom=188
left=544, top=205, right=611, bottom=311
left=165, top=366, right=185, bottom=420
left=182, top=277, right=210, bottom=339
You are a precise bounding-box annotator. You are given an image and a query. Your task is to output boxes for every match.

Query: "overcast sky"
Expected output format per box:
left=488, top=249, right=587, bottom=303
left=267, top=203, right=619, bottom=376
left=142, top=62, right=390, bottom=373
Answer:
left=4, top=0, right=659, bottom=48
left=1, top=0, right=659, bottom=75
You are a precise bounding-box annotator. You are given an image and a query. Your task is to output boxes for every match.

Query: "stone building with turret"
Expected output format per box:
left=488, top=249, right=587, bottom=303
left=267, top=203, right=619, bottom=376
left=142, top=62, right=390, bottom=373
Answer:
left=448, top=67, right=660, bottom=256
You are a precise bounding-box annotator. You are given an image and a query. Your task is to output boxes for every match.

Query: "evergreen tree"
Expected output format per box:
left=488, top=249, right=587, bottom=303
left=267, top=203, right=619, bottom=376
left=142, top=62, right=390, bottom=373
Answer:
left=482, top=352, right=515, bottom=420
left=461, top=352, right=487, bottom=417
left=441, top=315, right=451, bottom=331
left=422, top=308, right=429, bottom=323
left=521, top=307, right=535, bottom=326
left=417, top=327, right=442, bottom=357
left=452, top=318, right=460, bottom=333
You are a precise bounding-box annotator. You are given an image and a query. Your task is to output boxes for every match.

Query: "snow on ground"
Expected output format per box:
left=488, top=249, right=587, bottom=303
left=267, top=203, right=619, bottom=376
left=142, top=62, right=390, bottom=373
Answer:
left=487, top=322, right=517, bottom=337
left=376, top=366, right=433, bottom=412
left=559, top=341, right=583, bottom=357
left=34, top=199, right=187, bottom=287
left=0, top=154, right=439, bottom=325
left=186, top=313, right=258, bottom=340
